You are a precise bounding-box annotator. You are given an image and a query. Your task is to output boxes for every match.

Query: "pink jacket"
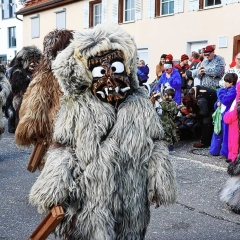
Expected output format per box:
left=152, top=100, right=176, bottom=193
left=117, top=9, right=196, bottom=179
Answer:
left=223, top=81, right=240, bottom=162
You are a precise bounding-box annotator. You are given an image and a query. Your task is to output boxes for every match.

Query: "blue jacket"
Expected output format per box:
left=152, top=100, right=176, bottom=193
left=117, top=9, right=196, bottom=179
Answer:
left=137, top=65, right=149, bottom=82
left=154, top=68, right=182, bottom=105
left=215, top=86, right=236, bottom=115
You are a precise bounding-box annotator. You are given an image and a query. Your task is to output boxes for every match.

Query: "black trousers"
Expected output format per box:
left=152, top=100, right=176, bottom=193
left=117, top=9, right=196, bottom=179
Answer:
left=200, top=114, right=214, bottom=145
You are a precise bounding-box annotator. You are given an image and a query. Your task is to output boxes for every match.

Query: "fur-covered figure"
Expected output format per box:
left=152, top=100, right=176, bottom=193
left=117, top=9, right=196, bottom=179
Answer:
left=29, top=24, right=177, bottom=239
left=0, top=65, right=11, bottom=139
left=7, top=46, right=41, bottom=131
left=15, top=30, right=73, bottom=170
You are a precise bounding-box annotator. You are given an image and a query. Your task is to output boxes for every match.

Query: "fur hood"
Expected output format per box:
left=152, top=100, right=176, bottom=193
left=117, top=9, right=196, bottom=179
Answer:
left=52, top=24, right=139, bottom=97
left=13, top=46, right=42, bottom=70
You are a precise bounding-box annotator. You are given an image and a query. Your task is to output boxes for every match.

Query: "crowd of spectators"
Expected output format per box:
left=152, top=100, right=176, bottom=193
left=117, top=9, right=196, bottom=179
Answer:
left=139, top=46, right=240, bottom=163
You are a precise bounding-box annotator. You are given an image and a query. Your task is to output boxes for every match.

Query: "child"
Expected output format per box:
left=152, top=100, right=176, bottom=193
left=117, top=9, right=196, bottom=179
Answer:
left=151, top=88, right=178, bottom=151
left=209, top=73, right=237, bottom=158
left=223, top=81, right=240, bottom=162
left=137, top=60, right=149, bottom=85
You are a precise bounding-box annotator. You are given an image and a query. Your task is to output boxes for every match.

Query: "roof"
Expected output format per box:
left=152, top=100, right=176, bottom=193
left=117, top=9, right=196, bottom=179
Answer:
left=16, top=0, right=82, bottom=16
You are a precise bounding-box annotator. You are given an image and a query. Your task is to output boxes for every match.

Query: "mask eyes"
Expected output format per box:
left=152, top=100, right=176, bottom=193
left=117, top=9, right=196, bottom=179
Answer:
left=92, top=66, right=106, bottom=78
left=111, top=61, right=124, bottom=73
left=92, top=61, right=124, bottom=77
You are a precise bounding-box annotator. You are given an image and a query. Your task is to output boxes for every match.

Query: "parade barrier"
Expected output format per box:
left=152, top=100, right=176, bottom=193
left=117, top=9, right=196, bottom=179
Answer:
left=28, top=205, right=64, bottom=240
left=27, top=139, right=47, bottom=172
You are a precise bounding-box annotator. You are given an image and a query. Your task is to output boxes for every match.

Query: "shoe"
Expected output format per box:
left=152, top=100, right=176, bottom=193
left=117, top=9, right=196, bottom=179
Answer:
left=226, top=159, right=231, bottom=163
left=193, top=142, right=208, bottom=148
left=168, top=145, right=174, bottom=151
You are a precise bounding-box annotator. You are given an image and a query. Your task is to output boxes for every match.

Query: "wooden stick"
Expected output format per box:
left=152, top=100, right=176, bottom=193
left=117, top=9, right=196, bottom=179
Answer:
left=27, top=139, right=47, bottom=173
left=28, top=205, right=64, bottom=240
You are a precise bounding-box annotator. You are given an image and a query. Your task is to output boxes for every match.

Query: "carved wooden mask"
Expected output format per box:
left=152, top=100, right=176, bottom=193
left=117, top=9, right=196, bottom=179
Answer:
left=89, top=50, right=131, bottom=104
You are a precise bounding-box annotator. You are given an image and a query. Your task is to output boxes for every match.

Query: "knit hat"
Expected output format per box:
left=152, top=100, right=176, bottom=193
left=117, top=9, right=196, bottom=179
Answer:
left=166, top=54, right=173, bottom=62
left=181, top=54, right=189, bottom=61
left=204, top=45, right=215, bottom=53
left=161, top=54, right=167, bottom=59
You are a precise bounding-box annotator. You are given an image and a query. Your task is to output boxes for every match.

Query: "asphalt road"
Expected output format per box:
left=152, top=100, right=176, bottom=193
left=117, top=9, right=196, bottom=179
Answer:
left=1, top=120, right=240, bottom=240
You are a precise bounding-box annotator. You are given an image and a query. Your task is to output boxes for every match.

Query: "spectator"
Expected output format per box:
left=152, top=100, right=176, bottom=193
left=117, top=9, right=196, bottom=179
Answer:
left=229, top=55, right=236, bottom=68
left=219, top=52, right=240, bottom=87
left=192, top=45, right=225, bottom=89
left=186, top=85, right=217, bottom=148
left=156, top=54, right=167, bottom=80
left=153, top=57, right=182, bottom=105
left=151, top=88, right=178, bottom=151
left=209, top=73, right=237, bottom=158
left=175, top=54, right=190, bottom=94
left=189, top=51, right=202, bottom=86
left=165, top=54, right=174, bottom=66
left=189, top=51, right=201, bottom=71
left=223, top=81, right=240, bottom=162
left=137, top=60, right=149, bottom=85
left=199, top=48, right=205, bottom=62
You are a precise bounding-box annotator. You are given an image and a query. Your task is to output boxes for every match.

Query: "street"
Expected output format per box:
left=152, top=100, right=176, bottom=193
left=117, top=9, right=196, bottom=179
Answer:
left=1, top=119, right=240, bottom=240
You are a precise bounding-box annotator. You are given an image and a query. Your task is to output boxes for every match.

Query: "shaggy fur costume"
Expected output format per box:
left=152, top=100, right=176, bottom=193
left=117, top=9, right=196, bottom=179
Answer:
left=8, top=46, right=42, bottom=129
left=0, top=66, right=11, bottom=139
left=29, top=24, right=177, bottom=240
left=15, top=30, right=73, bottom=170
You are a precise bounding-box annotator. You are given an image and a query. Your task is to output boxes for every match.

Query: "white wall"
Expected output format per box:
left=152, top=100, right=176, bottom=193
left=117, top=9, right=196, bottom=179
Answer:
left=0, top=3, right=23, bottom=64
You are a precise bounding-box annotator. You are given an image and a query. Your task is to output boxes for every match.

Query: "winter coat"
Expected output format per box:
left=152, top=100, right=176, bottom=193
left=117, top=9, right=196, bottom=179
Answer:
left=223, top=82, right=240, bottom=161
left=137, top=65, right=149, bottom=82
left=209, top=86, right=236, bottom=157
left=192, top=55, right=225, bottom=88
left=154, top=68, right=182, bottom=105
left=160, top=99, right=178, bottom=145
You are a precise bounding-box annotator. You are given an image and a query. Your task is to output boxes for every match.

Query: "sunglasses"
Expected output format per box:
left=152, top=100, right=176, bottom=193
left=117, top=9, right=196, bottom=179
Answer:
left=204, top=52, right=212, bottom=56
left=165, top=68, right=172, bottom=71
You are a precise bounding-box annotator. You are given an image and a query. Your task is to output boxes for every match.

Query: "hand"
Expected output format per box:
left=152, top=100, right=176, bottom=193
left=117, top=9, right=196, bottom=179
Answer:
left=182, top=72, right=187, bottom=78
left=150, top=96, right=156, bottom=104
left=217, top=102, right=221, bottom=107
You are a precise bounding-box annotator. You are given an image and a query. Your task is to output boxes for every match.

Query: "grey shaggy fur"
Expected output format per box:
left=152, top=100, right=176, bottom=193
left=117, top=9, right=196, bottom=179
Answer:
left=0, top=72, right=11, bottom=140
left=29, top=24, right=177, bottom=240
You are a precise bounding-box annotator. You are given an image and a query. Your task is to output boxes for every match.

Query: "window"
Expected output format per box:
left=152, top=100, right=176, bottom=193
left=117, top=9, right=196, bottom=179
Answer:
left=30, top=14, right=40, bottom=38
left=93, top=3, right=102, bottom=26
left=205, top=0, right=221, bottom=7
left=161, top=0, right=174, bottom=15
left=8, top=26, right=16, bottom=48
left=2, top=0, right=16, bottom=19
left=124, top=0, right=135, bottom=22
left=55, top=8, right=66, bottom=30
left=89, top=0, right=102, bottom=28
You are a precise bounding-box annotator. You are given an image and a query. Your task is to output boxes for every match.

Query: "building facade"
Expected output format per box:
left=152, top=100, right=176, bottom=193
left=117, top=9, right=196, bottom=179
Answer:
left=16, top=0, right=240, bottom=81
left=0, top=0, right=24, bottom=66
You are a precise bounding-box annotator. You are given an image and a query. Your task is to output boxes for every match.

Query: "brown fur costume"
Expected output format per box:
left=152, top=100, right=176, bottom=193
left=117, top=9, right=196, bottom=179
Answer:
left=15, top=29, right=73, bottom=168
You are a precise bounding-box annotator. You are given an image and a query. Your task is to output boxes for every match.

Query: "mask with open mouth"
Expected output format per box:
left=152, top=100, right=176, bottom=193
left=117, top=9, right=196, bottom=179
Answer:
left=89, top=50, right=131, bottom=105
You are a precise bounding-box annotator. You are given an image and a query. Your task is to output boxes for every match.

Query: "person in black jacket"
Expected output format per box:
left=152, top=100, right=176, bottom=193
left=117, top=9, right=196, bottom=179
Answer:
left=183, top=85, right=217, bottom=148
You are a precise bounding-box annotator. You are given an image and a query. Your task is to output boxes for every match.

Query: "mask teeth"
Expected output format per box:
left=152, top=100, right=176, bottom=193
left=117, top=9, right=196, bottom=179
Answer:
left=120, top=87, right=130, bottom=93
left=96, top=91, right=105, bottom=98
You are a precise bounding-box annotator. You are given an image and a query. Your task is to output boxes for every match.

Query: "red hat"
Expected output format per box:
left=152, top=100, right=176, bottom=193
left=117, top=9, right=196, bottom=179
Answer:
left=204, top=45, right=215, bottom=53
left=181, top=54, right=189, bottom=61
left=166, top=54, right=173, bottom=61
